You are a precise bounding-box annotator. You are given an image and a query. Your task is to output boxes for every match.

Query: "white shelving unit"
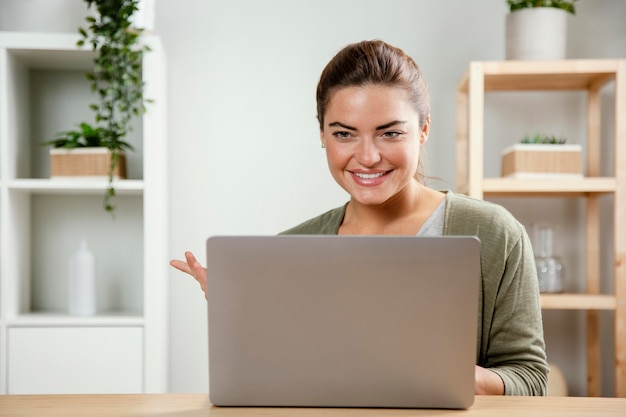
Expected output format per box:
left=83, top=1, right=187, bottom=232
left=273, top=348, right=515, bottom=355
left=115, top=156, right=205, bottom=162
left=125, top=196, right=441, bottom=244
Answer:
left=0, top=32, right=168, bottom=394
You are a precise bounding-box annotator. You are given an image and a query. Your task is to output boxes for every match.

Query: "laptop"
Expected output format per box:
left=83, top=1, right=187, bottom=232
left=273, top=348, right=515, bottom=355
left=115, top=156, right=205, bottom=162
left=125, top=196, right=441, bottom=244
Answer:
left=206, top=235, right=480, bottom=409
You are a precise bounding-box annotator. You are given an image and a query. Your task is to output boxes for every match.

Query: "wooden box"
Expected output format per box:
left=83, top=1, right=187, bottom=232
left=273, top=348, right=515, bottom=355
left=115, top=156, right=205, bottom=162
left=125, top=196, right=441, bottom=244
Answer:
left=50, top=148, right=127, bottom=179
left=501, top=144, right=583, bottom=178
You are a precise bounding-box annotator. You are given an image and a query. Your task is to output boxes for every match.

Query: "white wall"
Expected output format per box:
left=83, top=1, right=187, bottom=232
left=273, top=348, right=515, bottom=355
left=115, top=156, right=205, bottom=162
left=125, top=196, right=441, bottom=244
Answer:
left=156, top=0, right=513, bottom=394
left=1, top=0, right=625, bottom=397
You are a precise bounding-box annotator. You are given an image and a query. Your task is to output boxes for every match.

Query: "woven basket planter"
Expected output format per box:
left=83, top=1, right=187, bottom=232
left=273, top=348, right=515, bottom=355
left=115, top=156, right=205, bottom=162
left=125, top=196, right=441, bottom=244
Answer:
left=501, top=144, right=582, bottom=178
left=50, top=148, right=127, bottom=179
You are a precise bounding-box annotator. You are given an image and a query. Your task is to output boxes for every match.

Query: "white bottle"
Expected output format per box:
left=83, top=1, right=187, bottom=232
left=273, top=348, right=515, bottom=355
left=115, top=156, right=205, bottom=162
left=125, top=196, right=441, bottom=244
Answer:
left=68, top=240, right=97, bottom=316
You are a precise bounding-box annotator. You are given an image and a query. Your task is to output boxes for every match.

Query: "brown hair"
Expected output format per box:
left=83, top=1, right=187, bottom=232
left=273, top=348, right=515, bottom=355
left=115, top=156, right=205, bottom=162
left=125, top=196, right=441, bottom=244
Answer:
left=316, top=40, right=430, bottom=131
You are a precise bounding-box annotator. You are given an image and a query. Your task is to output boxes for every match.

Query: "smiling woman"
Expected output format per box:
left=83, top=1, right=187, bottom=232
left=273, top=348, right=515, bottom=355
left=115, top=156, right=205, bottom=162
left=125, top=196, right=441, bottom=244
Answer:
left=170, top=39, right=549, bottom=397
left=321, top=85, right=427, bottom=226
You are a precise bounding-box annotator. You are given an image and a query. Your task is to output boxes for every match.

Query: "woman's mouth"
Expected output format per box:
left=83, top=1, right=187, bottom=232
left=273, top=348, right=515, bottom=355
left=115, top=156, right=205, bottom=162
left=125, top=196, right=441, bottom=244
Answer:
left=350, top=170, right=390, bottom=185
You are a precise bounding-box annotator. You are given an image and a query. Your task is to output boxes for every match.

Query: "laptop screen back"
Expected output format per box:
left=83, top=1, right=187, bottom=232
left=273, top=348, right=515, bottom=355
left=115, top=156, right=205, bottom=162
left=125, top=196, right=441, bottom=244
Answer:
left=206, top=235, right=480, bottom=409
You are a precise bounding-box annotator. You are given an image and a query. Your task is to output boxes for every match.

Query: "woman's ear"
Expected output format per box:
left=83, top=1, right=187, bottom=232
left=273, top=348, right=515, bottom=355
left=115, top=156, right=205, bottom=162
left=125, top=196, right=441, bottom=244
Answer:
left=320, top=130, right=326, bottom=149
left=420, top=115, right=431, bottom=145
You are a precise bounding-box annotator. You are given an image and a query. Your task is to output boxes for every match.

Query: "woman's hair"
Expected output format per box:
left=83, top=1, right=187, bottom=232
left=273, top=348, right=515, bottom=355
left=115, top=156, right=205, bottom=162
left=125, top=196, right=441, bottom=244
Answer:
left=316, top=40, right=430, bottom=131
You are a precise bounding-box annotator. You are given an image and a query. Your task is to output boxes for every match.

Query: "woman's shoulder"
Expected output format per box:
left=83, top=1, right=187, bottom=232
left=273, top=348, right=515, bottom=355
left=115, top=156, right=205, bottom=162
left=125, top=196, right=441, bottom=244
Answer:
left=444, top=191, right=526, bottom=239
left=279, top=204, right=347, bottom=235
left=446, top=190, right=514, bottom=217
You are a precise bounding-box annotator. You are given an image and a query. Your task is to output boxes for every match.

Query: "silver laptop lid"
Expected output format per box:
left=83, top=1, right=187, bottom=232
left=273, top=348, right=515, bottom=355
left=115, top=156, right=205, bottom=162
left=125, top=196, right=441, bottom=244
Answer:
left=206, top=235, right=480, bottom=409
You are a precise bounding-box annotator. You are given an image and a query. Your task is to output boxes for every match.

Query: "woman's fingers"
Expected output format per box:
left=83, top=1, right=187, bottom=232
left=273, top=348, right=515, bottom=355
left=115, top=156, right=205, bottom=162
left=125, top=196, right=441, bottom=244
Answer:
left=170, top=259, right=192, bottom=275
left=170, top=251, right=209, bottom=299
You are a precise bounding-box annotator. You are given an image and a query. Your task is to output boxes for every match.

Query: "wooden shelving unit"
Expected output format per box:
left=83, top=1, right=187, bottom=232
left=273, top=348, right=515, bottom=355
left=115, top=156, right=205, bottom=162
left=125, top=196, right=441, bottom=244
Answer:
left=455, top=59, right=625, bottom=397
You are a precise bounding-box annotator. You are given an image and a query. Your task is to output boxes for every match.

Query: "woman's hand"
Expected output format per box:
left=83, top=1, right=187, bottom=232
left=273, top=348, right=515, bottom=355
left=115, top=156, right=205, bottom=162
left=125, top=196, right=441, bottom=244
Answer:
left=170, top=251, right=208, bottom=299
left=475, top=365, right=505, bottom=395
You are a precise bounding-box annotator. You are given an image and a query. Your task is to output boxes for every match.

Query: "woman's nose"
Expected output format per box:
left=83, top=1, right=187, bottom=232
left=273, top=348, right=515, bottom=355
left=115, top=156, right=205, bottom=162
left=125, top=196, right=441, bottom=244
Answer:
left=355, top=138, right=382, bottom=167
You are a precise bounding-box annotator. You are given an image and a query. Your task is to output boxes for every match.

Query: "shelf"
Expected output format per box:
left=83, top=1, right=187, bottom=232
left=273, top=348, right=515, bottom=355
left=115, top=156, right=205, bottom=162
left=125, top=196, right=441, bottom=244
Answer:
left=0, top=32, right=168, bottom=393
left=456, top=58, right=626, bottom=396
left=540, top=294, right=617, bottom=310
left=7, top=178, right=144, bottom=195
left=7, top=312, right=144, bottom=327
left=457, top=59, right=620, bottom=92
left=0, top=32, right=94, bottom=70
left=481, top=177, right=616, bottom=197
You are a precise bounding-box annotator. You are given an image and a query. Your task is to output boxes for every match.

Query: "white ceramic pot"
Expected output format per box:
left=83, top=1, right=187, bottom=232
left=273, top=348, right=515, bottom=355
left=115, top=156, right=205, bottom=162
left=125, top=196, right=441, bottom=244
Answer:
left=505, top=7, right=568, bottom=60
left=131, top=0, right=155, bottom=32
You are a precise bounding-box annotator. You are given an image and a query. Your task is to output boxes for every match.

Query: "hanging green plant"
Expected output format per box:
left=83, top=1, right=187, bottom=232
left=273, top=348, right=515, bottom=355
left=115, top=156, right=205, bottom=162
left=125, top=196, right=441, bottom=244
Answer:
left=43, top=0, right=150, bottom=214
left=77, top=0, right=151, bottom=214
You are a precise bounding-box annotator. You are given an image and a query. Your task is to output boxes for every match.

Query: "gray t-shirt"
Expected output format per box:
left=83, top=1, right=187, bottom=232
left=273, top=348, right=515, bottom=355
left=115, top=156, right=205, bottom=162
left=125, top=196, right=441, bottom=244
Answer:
left=416, top=198, right=446, bottom=237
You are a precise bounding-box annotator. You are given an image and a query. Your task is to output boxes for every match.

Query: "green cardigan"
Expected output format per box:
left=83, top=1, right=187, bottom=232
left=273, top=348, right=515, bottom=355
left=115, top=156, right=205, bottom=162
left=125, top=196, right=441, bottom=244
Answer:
left=281, top=191, right=549, bottom=396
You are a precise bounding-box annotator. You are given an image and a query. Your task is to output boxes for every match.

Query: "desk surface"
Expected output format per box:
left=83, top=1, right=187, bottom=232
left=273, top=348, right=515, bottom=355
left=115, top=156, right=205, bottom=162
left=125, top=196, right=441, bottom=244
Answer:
left=0, top=394, right=625, bottom=416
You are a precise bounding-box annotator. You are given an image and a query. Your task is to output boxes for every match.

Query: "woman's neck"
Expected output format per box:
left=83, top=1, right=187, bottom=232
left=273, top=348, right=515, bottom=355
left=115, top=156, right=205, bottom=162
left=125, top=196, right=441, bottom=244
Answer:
left=339, top=183, right=444, bottom=235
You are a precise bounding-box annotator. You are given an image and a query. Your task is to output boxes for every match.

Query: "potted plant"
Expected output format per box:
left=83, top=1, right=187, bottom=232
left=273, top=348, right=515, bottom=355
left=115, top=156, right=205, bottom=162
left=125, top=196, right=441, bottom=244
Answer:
left=505, top=0, right=578, bottom=60
left=501, top=133, right=583, bottom=178
left=45, top=0, right=149, bottom=214
left=44, top=122, right=133, bottom=179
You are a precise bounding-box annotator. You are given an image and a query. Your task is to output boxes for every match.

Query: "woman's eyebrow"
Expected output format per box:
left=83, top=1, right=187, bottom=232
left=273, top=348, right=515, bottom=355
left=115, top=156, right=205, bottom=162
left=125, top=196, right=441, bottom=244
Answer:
left=328, top=120, right=407, bottom=130
left=376, top=120, right=407, bottom=130
left=328, top=121, right=356, bottom=130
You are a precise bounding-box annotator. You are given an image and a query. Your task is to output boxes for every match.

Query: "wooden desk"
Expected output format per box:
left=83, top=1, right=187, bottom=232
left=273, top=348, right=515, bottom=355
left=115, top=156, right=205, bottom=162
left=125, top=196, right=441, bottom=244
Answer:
left=0, top=394, right=625, bottom=416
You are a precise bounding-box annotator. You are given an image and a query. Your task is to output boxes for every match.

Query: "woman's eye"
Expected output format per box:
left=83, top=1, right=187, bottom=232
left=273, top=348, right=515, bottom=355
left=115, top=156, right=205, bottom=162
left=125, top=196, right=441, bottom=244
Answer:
left=381, top=131, right=401, bottom=139
left=333, top=131, right=352, bottom=140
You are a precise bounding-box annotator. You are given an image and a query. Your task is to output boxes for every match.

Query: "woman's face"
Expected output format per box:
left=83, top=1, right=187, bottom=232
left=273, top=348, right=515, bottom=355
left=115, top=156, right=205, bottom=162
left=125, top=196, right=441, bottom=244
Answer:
left=320, top=84, right=428, bottom=207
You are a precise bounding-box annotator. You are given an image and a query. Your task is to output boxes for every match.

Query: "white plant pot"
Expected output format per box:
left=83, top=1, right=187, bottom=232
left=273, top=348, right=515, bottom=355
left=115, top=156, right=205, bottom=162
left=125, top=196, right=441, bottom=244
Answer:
left=131, top=0, right=155, bottom=32
left=505, top=8, right=568, bottom=60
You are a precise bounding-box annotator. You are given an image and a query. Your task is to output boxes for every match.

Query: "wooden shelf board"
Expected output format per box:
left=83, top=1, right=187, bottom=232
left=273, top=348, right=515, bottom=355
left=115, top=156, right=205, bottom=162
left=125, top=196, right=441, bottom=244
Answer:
left=482, top=177, right=616, bottom=196
left=7, top=178, right=144, bottom=195
left=540, top=294, right=616, bottom=310
left=458, top=59, right=623, bottom=92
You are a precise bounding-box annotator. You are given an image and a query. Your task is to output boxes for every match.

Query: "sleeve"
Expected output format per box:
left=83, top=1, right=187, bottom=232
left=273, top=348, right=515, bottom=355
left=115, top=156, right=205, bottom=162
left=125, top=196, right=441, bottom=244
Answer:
left=482, top=228, right=549, bottom=396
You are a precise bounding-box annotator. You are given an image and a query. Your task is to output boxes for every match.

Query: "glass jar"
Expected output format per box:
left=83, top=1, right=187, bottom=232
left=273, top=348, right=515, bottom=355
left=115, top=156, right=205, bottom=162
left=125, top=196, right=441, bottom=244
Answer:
left=533, top=223, right=564, bottom=293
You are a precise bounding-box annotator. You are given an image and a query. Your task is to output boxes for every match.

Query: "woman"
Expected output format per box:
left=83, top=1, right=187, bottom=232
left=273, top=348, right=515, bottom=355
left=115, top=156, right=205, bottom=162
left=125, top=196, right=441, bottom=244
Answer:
left=171, top=40, right=548, bottom=396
